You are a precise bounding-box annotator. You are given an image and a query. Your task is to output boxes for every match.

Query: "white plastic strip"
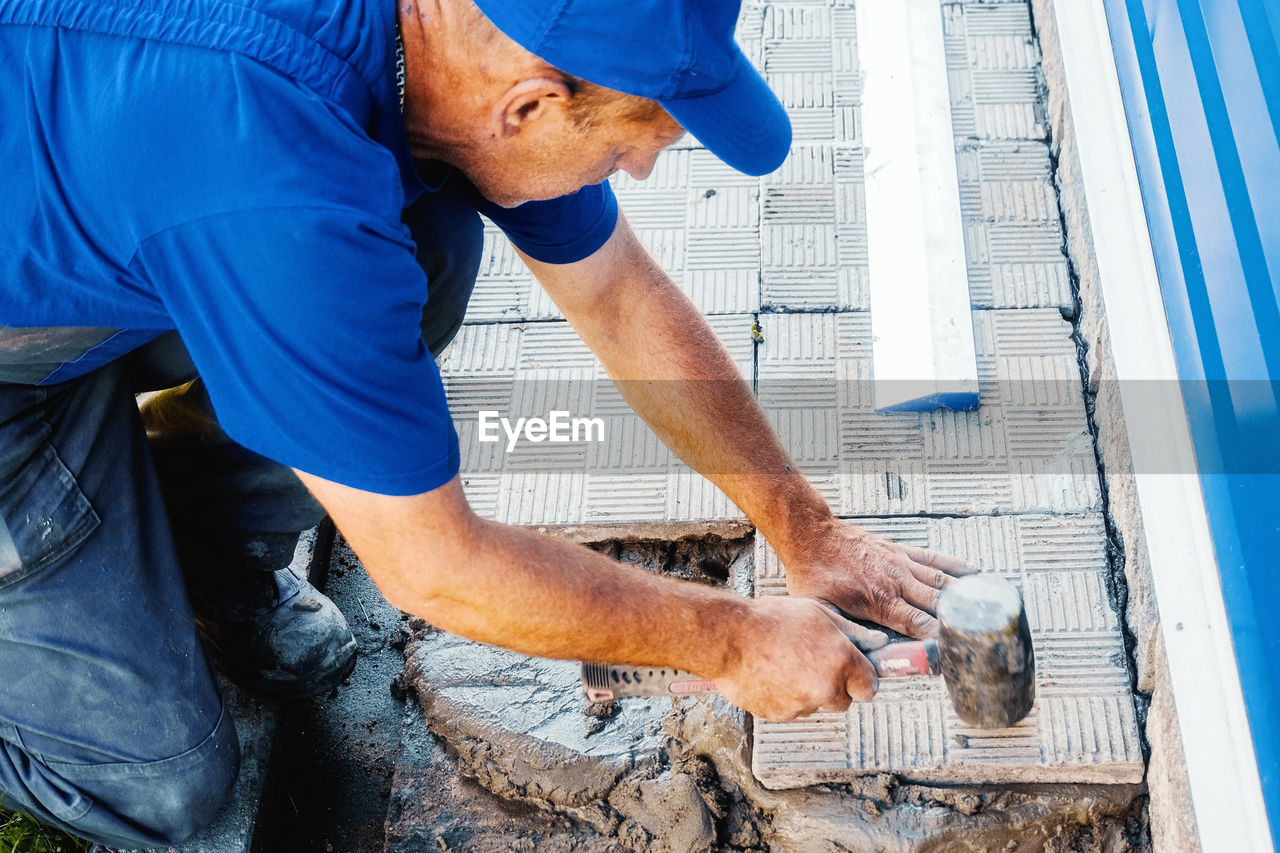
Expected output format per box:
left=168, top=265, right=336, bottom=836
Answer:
left=1047, top=1, right=1272, bottom=848
left=860, top=0, right=979, bottom=413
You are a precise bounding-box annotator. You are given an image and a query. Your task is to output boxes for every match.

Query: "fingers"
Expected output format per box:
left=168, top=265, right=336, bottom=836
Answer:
left=903, top=545, right=974, bottom=576
left=881, top=598, right=939, bottom=639
left=902, top=577, right=942, bottom=614
left=908, top=561, right=954, bottom=592
left=819, top=602, right=889, bottom=651
left=734, top=597, right=883, bottom=722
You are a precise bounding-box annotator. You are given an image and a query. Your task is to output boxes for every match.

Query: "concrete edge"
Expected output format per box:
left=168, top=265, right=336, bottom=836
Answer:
left=754, top=766, right=1148, bottom=790
left=527, top=519, right=755, bottom=545
left=1031, top=1, right=1271, bottom=849
left=747, top=758, right=1152, bottom=788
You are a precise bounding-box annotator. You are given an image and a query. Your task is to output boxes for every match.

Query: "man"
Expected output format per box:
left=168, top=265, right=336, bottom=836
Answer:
left=0, top=0, right=969, bottom=846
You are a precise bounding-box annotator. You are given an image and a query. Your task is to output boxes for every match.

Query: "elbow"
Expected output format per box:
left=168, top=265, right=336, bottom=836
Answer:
left=367, top=511, right=489, bottom=621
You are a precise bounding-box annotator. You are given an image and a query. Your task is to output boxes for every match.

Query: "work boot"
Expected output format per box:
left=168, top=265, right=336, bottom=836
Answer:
left=190, top=562, right=357, bottom=698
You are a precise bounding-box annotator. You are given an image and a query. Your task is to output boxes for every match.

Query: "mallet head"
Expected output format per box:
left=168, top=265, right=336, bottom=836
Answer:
left=936, top=574, right=1036, bottom=729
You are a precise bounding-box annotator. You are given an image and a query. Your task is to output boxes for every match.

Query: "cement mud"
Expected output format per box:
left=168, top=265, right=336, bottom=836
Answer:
left=384, top=536, right=1147, bottom=853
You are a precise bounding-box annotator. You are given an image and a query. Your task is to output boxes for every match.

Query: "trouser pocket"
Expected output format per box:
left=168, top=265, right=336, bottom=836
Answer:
left=0, top=439, right=100, bottom=589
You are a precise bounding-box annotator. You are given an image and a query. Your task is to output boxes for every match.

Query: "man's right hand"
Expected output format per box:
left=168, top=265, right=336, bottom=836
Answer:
left=714, top=596, right=881, bottom=722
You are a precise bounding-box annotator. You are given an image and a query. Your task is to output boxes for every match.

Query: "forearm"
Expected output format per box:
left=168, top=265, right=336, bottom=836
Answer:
left=307, top=473, right=751, bottom=676
left=603, top=292, right=833, bottom=562
left=299, top=468, right=881, bottom=719
left=415, top=520, right=754, bottom=673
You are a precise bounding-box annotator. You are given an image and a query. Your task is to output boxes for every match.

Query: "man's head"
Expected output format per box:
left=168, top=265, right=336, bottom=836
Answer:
left=400, top=0, right=789, bottom=206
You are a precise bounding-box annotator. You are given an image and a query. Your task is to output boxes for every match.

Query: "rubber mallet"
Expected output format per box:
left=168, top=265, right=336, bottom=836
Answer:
left=581, top=575, right=1035, bottom=730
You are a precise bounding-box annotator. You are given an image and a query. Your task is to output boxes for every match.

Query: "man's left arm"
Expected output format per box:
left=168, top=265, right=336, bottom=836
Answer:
left=518, top=214, right=970, bottom=638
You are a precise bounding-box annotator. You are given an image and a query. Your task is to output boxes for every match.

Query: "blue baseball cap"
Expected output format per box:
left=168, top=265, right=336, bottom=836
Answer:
left=471, top=0, right=792, bottom=177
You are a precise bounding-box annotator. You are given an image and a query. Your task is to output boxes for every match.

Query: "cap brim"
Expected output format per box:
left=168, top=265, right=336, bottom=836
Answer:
left=660, top=52, right=791, bottom=177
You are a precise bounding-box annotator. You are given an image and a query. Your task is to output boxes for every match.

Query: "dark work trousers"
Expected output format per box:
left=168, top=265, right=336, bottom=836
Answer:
left=0, top=179, right=482, bottom=848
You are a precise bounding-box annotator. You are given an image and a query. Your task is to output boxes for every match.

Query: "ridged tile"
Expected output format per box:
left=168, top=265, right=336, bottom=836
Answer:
left=751, top=515, right=1142, bottom=785
left=443, top=317, right=754, bottom=526
left=757, top=310, right=1100, bottom=515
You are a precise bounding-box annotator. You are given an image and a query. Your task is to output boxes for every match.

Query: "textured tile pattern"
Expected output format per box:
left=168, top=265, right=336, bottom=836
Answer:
left=752, top=518, right=1143, bottom=786
left=442, top=316, right=756, bottom=525
left=463, top=0, right=1067, bottom=323
left=756, top=309, right=1101, bottom=516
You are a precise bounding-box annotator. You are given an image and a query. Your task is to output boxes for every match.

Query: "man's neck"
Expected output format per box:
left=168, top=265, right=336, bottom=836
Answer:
left=397, top=0, right=455, bottom=160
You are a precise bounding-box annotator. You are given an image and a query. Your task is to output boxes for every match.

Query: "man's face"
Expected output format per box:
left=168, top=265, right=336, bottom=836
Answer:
left=460, top=107, right=688, bottom=208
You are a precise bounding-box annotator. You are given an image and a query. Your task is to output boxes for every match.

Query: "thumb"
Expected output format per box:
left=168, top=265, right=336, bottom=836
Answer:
left=845, top=645, right=879, bottom=702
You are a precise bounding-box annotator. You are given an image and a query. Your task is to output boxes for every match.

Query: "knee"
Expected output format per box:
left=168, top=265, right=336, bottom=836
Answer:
left=403, top=177, right=485, bottom=356
left=417, top=207, right=483, bottom=356
left=137, top=733, right=239, bottom=845
left=79, top=711, right=240, bottom=848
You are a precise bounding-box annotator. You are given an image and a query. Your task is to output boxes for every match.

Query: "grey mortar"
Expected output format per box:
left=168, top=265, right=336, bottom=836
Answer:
left=387, top=537, right=751, bottom=853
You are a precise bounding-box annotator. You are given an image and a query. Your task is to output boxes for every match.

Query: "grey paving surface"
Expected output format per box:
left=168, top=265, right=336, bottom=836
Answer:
left=433, top=0, right=1144, bottom=796
left=450, top=0, right=1087, bottom=530
left=758, top=308, right=1100, bottom=516
left=753, top=519, right=1143, bottom=786
left=442, top=315, right=755, bottom=527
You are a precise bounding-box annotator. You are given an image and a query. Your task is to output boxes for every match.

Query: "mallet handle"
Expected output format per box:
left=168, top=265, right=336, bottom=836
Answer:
left=582, top=638, right=939, bottom=701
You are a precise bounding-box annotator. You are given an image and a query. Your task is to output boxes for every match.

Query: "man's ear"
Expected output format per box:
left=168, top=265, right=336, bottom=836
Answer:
left=491, top=77, right=573, bottom=138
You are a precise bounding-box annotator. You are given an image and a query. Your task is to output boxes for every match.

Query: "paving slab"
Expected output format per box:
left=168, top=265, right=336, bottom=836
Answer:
left=444, top=308, right=1099, bottom=527
left=463, top=0, right=1068, bottom=326
left=441, top=315, right=756, bottom=527
left=757, top=308, right=1101, bottom=516
left=751, top=516, right=1144, bottom=787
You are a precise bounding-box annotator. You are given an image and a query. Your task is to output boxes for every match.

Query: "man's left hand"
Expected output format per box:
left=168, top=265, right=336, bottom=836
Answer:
left=783, top=520, right=975, bottom=638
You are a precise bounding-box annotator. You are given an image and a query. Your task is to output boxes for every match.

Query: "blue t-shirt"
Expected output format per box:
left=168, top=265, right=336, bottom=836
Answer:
left=0, top=0, right=618, bottom=495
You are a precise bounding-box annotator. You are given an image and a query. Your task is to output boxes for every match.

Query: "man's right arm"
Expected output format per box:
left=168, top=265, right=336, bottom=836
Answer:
left=296, top=471, right=878, bottom=721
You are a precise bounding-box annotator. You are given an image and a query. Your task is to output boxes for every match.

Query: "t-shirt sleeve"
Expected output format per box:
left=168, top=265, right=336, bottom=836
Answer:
left=471, top=181, right=619, bottom=264
left=131, top=205, right=459, bottom=496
